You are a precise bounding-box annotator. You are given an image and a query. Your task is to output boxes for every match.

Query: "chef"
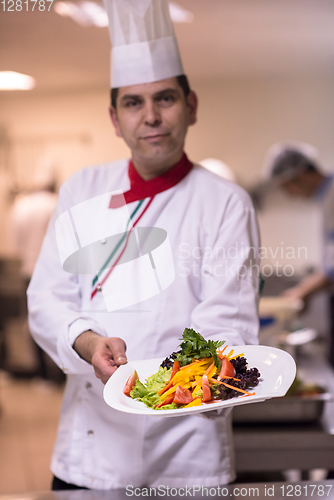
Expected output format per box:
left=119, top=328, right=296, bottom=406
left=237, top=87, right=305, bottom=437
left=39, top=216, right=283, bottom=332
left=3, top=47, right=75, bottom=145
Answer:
left=264, top=142, right=334, bottom=371
left=28, top=0, right=260, bottom=490
left=9, top=158, right=59, bottom=382
left=264, top=142, right=334, bottom=299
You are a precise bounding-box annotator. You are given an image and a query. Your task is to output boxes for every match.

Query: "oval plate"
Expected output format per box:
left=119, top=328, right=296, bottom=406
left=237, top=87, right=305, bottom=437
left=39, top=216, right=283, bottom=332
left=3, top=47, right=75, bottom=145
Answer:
left=103, top=345, right=296, bottom=418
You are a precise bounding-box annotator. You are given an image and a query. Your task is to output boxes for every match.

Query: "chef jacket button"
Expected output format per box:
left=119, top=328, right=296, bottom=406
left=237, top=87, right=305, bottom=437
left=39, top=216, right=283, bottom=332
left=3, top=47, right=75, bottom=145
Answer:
left=100, top=238, right=106, bottom=244
left=97, top=285, right=102, bottom=292
left=87, top=430, right=94, bottom=435
left=86, top=382, right=92, bottom=389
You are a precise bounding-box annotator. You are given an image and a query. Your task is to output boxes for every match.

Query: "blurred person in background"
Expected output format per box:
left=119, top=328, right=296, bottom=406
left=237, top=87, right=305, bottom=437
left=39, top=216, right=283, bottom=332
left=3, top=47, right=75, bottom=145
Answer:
left=264, top=142, right=334, bottom=368
left=10, top=157, right=58, bottom=284
left=199, top=158, right=238, bottom=183
left=9, top=156, right=62, bottom=382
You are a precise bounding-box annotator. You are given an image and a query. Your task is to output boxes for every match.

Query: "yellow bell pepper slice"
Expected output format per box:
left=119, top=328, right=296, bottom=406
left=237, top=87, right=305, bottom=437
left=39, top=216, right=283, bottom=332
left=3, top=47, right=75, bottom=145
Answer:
left=229, top=352, right=244, bottom=360
left=182, top=398, right=202, bottom=408
left=192, top=378, right=203, bottom=398
left=160, top=386, right=177, bottom=400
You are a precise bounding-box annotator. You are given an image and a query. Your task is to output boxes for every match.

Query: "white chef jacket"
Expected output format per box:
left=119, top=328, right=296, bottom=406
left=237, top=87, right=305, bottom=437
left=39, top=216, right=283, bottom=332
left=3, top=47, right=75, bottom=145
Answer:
left=316, top=175, right=334, bottom=279
left=28, top=158, right=260, bottom=489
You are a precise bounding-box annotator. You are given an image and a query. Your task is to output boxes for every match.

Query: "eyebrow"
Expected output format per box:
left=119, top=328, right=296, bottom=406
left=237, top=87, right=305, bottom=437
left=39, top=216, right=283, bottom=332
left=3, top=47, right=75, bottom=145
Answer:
left=120, top=94, right=141, bottom=103
left=154, top=88, right=179, bottom=97
left=120, top=88, right=179, bottom=103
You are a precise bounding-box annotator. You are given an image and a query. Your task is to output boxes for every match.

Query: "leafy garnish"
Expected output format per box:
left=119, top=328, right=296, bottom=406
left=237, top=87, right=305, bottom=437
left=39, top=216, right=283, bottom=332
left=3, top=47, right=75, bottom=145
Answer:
left=176, top=328, right=224, bottom=370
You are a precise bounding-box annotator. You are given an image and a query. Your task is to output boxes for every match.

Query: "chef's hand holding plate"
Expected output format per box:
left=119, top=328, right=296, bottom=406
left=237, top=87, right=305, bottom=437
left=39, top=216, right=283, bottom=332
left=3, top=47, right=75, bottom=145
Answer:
left=74, top=331, right=127, bottom=384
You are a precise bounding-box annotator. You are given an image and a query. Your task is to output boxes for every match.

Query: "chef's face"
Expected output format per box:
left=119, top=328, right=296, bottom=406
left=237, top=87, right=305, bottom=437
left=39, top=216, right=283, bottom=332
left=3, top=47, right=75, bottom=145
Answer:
left=281, top=171, right=320, bottom=198
left=281, top=178, right=309, bottom=197
left=109, top=77, right=197, bottom=174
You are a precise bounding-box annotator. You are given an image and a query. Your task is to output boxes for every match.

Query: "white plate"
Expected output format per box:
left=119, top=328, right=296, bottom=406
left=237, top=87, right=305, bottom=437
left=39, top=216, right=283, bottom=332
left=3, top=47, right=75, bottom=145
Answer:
left=103, top=345, right=296, bottom=417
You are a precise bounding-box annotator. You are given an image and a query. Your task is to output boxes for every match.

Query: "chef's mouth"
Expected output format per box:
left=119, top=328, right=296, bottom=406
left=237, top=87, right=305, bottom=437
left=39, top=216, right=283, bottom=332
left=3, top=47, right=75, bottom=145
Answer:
left=141, top=133, right=170, bottom=141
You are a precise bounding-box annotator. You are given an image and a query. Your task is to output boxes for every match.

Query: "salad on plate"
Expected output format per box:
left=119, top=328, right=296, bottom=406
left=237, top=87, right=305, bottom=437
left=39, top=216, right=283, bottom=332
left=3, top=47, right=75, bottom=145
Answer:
left=123, top=328, right=261, bottom=410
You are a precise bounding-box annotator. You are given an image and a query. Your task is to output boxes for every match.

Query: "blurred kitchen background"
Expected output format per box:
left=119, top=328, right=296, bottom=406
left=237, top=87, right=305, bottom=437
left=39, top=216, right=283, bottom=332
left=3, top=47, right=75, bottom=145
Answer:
left=1, top=0, right=334, bottom=495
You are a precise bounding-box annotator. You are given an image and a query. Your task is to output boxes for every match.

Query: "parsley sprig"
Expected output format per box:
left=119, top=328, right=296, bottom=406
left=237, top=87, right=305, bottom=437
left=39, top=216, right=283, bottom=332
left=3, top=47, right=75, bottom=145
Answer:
left=175, top=328, right=224, bottom=369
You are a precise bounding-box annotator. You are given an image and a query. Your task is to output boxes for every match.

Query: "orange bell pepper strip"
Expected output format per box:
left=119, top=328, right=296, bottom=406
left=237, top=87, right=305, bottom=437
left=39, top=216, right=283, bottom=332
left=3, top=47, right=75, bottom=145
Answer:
left=204, top=361, right=215, bottom=377
left=169, top=360, right=180, bottom=381
left=215, top=376, right=241, bottom=382
left=157, top=360, right=180, bottom=395
left=208, top=378, right=255, bottom=396
left=160, top=385, right=177, bottom=400
left=157, top=380, right=174, bottom=396
left=217, top=344, right=228, bottom=359
left=155, top=394, right=175, bottom=408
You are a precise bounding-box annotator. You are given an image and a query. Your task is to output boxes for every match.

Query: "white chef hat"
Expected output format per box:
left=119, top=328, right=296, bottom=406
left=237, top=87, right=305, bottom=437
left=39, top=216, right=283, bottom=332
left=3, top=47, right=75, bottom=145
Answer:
left=104, top=0, right=184, bottom=88
left=262, top=141, right=321, bottom=184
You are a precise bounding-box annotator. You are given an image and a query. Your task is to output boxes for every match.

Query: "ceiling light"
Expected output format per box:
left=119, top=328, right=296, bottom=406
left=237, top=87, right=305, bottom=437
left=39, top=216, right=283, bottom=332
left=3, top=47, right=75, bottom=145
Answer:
left=54, top=1, right=193, bottom=27
left=0, top=71, right=35, bottom=91
left=54, top=1, right=108, bottom=27
left=168, top=1, right=194, bottom=23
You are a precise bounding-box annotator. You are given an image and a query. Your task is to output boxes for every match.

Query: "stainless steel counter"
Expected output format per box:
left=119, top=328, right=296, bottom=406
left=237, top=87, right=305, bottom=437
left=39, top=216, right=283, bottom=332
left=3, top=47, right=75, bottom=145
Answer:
left=233, top=349, right=334, bottom=473
left=1, top=481, right=334, bottom=500
left=234, top=421, right=334, bottom=472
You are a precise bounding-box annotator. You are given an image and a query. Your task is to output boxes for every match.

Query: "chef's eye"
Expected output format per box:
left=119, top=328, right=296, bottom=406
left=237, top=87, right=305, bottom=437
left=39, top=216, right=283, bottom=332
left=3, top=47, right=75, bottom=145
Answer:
left=158, top=94, right=176, bottom=106
left=121, top=97, right=143, bottom=108
left=125, top=100, right=139, bottom=107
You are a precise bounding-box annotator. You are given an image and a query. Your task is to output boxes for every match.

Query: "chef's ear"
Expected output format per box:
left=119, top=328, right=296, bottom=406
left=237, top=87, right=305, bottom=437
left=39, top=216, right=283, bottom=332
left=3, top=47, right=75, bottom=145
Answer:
left=109, top=106, right=122, bottom=138
left=187, top=91, right=198, bottom=127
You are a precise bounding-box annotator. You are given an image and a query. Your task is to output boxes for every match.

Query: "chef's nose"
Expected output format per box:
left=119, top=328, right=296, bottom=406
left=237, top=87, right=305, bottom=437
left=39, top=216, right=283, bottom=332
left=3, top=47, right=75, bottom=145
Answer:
left=143, top=100, right=161, bottom=127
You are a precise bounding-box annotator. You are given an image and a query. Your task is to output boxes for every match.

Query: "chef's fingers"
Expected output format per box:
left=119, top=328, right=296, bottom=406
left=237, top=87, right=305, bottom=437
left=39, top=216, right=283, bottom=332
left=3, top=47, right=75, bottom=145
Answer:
left=91, top=337, right=127, bottom=384
left=106, top=337, right=127, bottom=366
left=94, top=363, right=117, bottom=385
left=91, top=347, right=114, bottom=384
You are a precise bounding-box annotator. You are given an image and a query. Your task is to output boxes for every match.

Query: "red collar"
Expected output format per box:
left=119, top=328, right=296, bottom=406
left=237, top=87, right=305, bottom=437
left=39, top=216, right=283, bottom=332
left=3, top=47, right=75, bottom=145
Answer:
left=109, top=153, right=193, bottom=208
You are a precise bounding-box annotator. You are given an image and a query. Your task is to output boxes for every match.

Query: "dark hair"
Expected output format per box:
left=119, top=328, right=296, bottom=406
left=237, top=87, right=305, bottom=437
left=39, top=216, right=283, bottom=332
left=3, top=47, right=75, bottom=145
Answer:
left=110, top=74, right=191, bottom=109
left=272, top=149, right=318, bottom=179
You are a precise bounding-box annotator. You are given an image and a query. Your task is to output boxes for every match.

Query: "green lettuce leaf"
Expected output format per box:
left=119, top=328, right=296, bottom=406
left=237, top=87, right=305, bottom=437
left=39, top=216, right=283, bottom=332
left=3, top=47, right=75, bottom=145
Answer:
left=130, top=366, right=172, bottom=409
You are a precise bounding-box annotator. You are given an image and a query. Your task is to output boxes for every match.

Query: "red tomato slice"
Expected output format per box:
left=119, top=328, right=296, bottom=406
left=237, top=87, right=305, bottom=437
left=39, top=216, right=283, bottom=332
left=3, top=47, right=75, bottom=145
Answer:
left=156, top=394, right=175, bottom=408
left=173, top=385, right=193, bottom=405
left=202, top=375, right=211, bottom=402
left=219, top=357, right=236, bottom=379
left=123, top=370, right=139, bottom=397
left=170, top=360, right=180, bottom=381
